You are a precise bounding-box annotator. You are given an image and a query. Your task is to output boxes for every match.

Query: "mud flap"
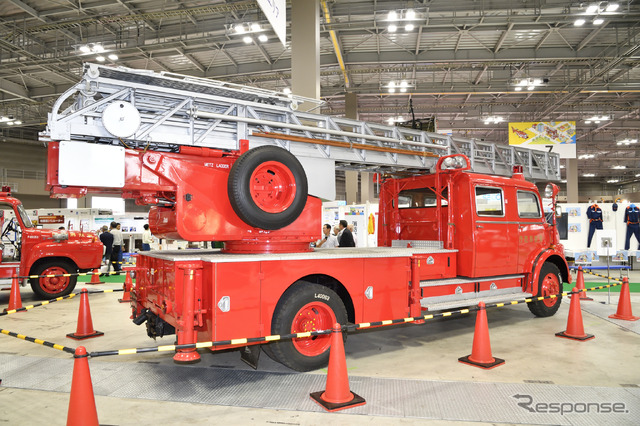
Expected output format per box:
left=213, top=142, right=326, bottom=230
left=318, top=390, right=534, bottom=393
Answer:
left=240, top=345, right=261, bottom=370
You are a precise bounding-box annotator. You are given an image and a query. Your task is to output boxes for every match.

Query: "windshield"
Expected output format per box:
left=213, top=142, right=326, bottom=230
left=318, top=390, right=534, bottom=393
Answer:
left=15, top=203, right=33, bottom=228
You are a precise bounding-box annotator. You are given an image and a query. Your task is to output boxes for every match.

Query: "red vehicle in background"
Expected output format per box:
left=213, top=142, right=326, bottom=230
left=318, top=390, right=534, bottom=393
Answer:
left=0, top=187, right=103, bottom=299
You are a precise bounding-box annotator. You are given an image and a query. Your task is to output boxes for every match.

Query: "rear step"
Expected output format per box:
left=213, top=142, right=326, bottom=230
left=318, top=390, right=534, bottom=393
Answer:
left=421, top=290, right=533, bottom=312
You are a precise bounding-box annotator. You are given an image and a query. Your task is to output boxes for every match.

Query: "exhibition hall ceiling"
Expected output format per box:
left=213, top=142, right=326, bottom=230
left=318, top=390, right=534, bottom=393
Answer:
left=1, top=0, right=639, bottom=183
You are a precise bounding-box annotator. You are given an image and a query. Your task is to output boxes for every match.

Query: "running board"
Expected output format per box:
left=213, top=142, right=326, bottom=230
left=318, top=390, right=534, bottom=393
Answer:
left=420, top=274, right=524, bottom=288
left=421, top=290, right=533, bottom=312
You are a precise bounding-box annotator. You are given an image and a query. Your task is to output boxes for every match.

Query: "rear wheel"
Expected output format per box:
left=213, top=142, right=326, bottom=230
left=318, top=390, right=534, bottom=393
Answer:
left=29, top=260, right=77, bottom=299
left=269, top=283, right=347, bottom=371
left=228, top=146, right=307, bottom=230
left=527, top=262, right=563, bottom=317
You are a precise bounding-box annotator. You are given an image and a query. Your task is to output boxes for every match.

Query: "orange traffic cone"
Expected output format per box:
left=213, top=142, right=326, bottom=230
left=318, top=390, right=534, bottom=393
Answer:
left=459, top=302, right=505, bottom=369
left=310, top=323, right=366, bottom=412
left=609, top=277, right=640, bottom=321
left=572, top=266, right=592, bottom=301
left=556, top=287, right=594, bottom=341
left=4, top=275, right=23, bottom=313
left=87, top=269, right=104, bottom=285
left=66, top=346, right=99, bottom=426
left=119, top=270, right=133, bottom=303
left=67, top=289, right=104, bottom=340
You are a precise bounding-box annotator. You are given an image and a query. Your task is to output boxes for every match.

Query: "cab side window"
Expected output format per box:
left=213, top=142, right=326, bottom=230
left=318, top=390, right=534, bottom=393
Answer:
left=475, top=187, right=504, bottom=216
left=517, top=191, right=542, bottom=218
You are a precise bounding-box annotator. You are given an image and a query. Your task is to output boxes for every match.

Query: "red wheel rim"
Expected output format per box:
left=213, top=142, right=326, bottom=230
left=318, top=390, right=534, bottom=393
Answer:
left=39, top=266, right=71, bottom=294
left=249, top=161, right=297, bottom=213
left=541, top=272, right=560, bottom=307
left=291, top=302, right=336, bottom=357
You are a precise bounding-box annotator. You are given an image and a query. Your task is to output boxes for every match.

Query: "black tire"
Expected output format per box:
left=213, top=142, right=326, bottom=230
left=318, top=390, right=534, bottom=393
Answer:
left=29, top=260, right=77, bottom=299
left=270, top=283, right=347, bottom=372
left=527, top=262, right=563, bottom=317
left=228, top=146, right=307, bottom=230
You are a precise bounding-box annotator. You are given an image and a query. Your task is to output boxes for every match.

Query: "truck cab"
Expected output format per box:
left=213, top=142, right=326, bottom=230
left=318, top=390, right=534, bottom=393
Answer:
left=0, top=187, right=103, bottom=299
left=379, top=154, right=570, bottom=317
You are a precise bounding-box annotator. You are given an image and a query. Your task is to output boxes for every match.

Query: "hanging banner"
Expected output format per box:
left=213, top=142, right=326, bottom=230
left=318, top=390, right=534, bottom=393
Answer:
left=508, top=121, right=576, bottom=159
left=258, top=0, right=286, bottom=47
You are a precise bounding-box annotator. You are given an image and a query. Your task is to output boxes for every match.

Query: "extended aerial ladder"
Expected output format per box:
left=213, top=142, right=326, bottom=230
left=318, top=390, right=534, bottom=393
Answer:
left=41, top=64, right=560, bottom=183
left=41, top=64, right=561, bottom=252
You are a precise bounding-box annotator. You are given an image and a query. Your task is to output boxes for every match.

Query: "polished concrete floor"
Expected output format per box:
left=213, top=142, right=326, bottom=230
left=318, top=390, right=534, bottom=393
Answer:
left=1, top=271, right=639, bottom=425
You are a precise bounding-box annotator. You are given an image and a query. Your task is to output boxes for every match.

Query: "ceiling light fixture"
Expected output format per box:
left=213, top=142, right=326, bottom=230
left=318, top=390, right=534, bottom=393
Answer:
left=583, top=173, right=596, bottom=177
left=612, top=165, right=626, bottom=169
left=108, top=54, right=118, bottom=60
left=593, top=18, right=604, bottom=25
left=578, top=154, right=595, bottom=159
left=574, top=19, right=586, bottom=26
left=586, top=5, right=599, bottom=14
left=96, top=55, right=105, bottom=62
left=258, top=34, right=268, bottom=42
left=607, top=179, right=620, bottom=183
left=388, top=24, right=397, bottom=33
left=606, top=3, right=619, bottom=12
left=243, top=36, right=252, bottom=44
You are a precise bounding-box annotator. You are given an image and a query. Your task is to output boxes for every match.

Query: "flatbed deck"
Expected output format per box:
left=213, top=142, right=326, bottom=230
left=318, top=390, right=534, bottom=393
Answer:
left=141, top=246, right=458, bottom=263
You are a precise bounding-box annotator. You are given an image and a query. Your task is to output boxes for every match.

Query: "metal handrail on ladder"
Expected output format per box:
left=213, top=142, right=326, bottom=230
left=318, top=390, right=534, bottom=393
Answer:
left=40, top=64, right=561, bottom=181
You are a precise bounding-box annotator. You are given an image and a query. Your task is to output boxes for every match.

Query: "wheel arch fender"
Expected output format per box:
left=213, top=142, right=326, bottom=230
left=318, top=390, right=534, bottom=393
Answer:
left=529, top=250, right=570, bottom=295
left=28, top=256, right=78, bottom=276
left=273, top=274, right=355, bottom=325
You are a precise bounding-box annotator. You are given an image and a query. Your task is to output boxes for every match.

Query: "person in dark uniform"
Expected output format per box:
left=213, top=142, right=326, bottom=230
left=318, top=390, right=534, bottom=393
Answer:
left=586, top=203, right=603, bottom=247
left=624, top=204, right=640, bottom=250
left=337, top=219, right=355, bottom=247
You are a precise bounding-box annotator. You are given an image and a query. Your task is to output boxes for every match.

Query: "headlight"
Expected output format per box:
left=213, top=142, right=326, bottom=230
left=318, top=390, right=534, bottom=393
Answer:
left=442, top=157, right=456, bottom=169
left=454, top=156, right=467, bottom=168
left=545, top=183, right=554, bottom=198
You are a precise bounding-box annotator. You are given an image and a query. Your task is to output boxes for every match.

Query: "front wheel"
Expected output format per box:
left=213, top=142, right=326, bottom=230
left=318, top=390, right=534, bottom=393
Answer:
left=29, top=260, right=78, bottom=299
left=527, top=262, right=563, bottom=317
left=268, top=283, right=347, bottom=371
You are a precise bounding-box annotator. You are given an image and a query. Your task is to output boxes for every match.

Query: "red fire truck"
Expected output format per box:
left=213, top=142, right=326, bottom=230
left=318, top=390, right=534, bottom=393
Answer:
left=42, top=65, right=568, bottom=371
left=0, top=188, right=103, bottom=299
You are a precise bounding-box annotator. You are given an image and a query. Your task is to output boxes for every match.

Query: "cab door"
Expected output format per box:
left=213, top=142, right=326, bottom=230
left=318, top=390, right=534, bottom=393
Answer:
left=515, top=190, right=547, bottom=270
left=473, top=185, right=518, bottom=276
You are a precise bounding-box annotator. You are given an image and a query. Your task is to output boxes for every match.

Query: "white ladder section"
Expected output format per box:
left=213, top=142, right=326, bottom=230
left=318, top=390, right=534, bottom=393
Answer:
left=40, top=64, right=561, bottom=181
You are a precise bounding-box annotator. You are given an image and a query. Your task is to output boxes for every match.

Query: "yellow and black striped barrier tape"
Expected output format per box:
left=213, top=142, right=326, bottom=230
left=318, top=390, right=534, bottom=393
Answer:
left=0, top=275, right=625, bottom=359
left=0, top=288, right=124, bottom=316
left=11, top=268, right=138, bottom=281
left=87, top=282, right=625, bottom=359
left=581, top=270, right=625, bottom=282
left=0, top=328, right=75, bottom=354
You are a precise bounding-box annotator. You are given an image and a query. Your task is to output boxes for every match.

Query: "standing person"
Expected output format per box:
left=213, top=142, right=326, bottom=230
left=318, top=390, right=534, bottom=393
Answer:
left=337, top=219, right=355, bottom=247
left=99, top=226, right=114, bottom=274
left=142, top=224, right=153, bottom=251
left=316, top=224, right=338, bottom=248
left=348, top=223, right=358, bottom=247
left=110, top=221, right=123, bottom=272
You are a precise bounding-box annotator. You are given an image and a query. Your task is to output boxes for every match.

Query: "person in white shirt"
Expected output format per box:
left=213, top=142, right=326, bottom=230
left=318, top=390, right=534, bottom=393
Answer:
left=348, top=223, right=358, bottom=247
left=315, top=224, right=338, bottom=249
left=142, top=224, right=153, bottom=251
left=110, top=221, right=123, bottom=272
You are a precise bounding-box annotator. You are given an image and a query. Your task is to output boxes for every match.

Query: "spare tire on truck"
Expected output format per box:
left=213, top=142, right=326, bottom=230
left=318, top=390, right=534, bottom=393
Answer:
left=227, top=146, right=308, bottom=230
